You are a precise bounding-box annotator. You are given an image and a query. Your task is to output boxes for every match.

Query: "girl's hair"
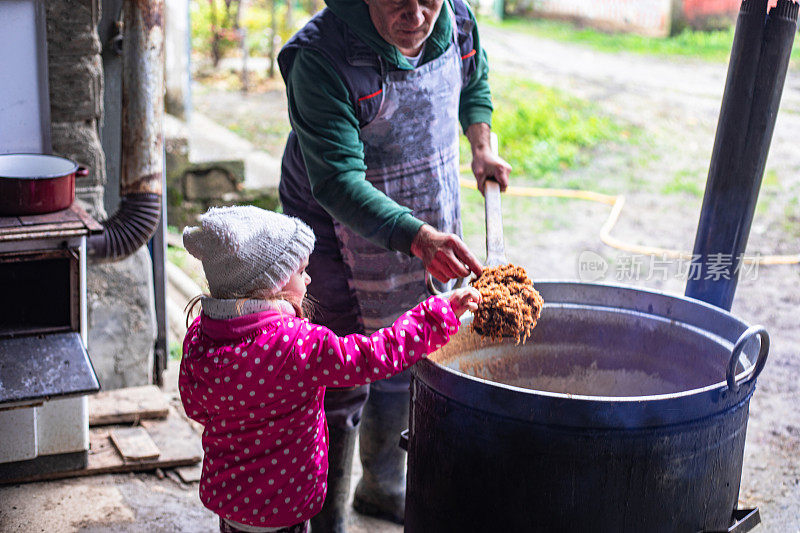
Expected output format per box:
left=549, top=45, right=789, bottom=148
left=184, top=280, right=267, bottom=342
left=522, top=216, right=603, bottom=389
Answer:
left=184, top=289, right=316, bottom=328
left=184, top=294, right=204, bottom=328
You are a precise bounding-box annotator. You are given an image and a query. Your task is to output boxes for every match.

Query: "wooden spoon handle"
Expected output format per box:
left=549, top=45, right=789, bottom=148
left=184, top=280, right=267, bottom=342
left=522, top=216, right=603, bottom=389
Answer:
left=484, top=179, right=506, bottom=266
left=484, top=133, right=506, bottom=266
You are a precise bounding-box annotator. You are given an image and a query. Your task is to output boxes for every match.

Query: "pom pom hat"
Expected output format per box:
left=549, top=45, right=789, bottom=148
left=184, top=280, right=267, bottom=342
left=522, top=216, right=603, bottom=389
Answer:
left=183, top=205, right=315, bottom=299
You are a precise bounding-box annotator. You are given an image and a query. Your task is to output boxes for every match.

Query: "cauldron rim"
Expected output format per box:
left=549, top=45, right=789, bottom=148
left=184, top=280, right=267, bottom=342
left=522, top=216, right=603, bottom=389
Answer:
left=422, top=356, right=741, bottom=403
left=415, top=280, right=765, bottom=429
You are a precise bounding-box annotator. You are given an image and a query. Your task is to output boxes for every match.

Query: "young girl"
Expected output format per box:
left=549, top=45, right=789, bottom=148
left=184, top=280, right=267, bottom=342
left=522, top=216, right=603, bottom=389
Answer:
left=178, top=206, right=480, bottom=533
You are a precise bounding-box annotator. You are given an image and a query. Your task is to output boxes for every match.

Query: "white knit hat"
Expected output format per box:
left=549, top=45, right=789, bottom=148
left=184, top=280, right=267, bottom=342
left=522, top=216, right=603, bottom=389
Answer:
left=182, top=205, right=315, bottom=299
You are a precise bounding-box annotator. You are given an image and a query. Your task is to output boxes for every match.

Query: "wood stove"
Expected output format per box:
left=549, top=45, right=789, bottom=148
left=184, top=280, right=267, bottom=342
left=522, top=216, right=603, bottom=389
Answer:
left=0, top=204, right=101, bottom=479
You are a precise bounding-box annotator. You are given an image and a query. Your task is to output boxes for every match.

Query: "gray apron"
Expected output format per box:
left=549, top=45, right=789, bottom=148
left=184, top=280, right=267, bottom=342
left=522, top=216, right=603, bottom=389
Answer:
left=335, top=8, right=463, bottom=337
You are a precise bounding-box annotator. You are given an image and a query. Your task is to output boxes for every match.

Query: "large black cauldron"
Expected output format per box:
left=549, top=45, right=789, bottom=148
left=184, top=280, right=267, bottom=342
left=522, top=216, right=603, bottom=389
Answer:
left=405, top=282, right=768, bottom=533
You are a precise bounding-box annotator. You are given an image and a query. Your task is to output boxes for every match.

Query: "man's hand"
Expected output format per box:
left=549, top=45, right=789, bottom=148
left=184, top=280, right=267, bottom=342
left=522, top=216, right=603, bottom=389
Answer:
left=466, top=122, right=512, bottom=195
left=472, top=148, right=512, bottom=195
left=411, top=224, right=483, bottom=283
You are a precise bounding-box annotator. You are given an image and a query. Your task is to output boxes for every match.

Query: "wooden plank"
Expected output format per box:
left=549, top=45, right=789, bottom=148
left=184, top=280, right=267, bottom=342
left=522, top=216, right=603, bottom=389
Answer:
left=0, top=225, right=86, bottom=243
left=0, top=204, right=101, bottom=234
left=18, top=208, right=80, bottom=226
left=110, top=427, right=161, bottom=461
left=89, top=384, right=170, bottom=426
left=140, top=412, right=202, bottom=459
left=174, top=463, right=203, bottom=483
left=0, top=406, right=202, bottom=484
left=2, top=221, right=84, bottom=233
left=70, top=202, right=104, bottom=233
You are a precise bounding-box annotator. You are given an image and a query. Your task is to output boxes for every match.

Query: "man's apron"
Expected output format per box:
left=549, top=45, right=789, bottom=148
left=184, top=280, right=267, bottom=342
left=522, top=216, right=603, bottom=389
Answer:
left=334, top=13, right=463, bottom=338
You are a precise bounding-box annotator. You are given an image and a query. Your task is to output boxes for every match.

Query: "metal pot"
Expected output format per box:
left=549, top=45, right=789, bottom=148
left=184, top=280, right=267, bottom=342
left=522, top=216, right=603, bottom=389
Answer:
left=0, top=154, right=85, bottom=216
left=405, top=281, right=768, bottom=533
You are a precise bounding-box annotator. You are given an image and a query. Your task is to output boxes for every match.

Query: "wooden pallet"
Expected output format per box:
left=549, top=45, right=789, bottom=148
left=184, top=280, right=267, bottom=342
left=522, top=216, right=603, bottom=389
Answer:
left=89, top=384, right=170, bottom=426
left=0, top=405, right=202, bottom=484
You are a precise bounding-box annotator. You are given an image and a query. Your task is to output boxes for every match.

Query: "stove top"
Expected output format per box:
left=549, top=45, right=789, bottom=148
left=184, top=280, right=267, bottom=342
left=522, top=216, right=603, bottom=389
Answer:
left=0, top=202, right=102, bottom=244
left=0, top=332, right=99, bottom=407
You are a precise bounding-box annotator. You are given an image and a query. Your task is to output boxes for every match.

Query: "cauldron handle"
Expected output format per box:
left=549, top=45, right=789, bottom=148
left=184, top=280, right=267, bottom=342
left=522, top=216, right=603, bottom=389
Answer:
left=399, top=429, right=409, bottom=451
left=726, top=326, right=769, bottom=393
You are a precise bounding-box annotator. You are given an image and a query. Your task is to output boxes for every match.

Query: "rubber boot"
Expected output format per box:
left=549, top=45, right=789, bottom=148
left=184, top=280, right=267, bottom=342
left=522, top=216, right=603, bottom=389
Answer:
left=352, top=389, right=409, bottom=525
left=310, top=423, right=358, bottom=533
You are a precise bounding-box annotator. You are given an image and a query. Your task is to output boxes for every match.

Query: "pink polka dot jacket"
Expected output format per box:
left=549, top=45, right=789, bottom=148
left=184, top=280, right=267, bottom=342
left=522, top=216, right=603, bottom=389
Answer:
left=179, top=295, right=459, bottom=528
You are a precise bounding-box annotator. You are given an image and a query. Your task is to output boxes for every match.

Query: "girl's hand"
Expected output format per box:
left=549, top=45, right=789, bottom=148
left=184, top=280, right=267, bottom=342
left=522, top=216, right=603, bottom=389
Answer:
left=447, top=287, right=481, bottom=318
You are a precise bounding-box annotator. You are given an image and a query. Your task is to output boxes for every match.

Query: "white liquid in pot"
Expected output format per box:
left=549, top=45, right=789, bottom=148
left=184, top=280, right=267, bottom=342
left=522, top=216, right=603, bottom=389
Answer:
left=0, top=154, right=76, bottom=178
left=500, top=361, right=680, bottom=396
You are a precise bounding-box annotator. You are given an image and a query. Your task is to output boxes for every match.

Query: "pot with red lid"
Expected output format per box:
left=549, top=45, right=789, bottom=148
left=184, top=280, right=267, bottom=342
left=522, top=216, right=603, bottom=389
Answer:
left=0, top=154, right=87, bottom=216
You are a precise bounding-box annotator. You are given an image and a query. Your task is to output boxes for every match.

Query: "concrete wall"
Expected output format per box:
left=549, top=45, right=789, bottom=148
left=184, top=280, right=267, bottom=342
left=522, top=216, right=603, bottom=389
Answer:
left=46, top=0, right=156, bottom=390
left=510, top=0, right=674, bottom=37
left=679, top=0, right=740, bottom=30
left=683, top=0, right=740, bottom=15
left=509, top=0, right=740, bottom=36
left=165, top=0, right=191, bottom=119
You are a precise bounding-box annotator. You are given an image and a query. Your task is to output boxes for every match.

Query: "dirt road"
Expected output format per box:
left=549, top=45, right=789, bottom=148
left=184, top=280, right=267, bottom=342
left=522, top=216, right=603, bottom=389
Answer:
left=479, top=25, right=800, bottom=531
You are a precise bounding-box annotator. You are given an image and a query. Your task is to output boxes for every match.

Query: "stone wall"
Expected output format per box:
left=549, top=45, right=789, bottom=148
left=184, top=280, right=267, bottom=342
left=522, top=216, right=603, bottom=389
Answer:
left=46, top=0, right=105, bottom=211
left=164, top=115, right=280, bottom=230
left=46, top=0, right=156, bottom=390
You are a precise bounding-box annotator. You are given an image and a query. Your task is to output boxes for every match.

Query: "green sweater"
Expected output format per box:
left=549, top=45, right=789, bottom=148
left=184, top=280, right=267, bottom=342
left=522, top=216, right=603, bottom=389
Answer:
left=284, top=0, right=493, bottom=255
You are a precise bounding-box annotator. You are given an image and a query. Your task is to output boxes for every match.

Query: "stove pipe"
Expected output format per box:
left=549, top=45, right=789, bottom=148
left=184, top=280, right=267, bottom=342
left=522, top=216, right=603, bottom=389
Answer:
left=88, top=0, right=164, bottom=262
left=686, top=0, right=798, bottom=310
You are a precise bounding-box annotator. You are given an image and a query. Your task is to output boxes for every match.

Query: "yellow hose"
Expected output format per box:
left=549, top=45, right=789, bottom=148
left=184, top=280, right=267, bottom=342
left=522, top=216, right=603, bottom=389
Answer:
left=459, top=177, right=800, bottom=266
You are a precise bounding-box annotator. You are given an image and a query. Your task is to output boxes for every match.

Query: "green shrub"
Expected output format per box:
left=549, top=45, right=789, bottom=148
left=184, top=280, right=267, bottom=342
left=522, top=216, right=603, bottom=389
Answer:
left=191, top=0, right=314, bottom=60
left=461, top=75, right=624, bottom=185
left=191, top=0, right=239, bottom=60
left=662, top=169, right=705, bottom=197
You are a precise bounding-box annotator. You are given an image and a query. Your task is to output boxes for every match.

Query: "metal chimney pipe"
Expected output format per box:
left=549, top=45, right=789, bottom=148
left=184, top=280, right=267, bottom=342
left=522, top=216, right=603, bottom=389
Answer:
left=88, top=0, right=164, bottom=262
left=686, top=0, right=797, bottom=310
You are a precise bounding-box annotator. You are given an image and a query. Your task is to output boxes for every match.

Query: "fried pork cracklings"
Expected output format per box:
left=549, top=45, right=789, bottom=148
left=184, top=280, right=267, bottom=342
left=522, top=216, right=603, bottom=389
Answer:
left=470, top=264, right=543, bottom=343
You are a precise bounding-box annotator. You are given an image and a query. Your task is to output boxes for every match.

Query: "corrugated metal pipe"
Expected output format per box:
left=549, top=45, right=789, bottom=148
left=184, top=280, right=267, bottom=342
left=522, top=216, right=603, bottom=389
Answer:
left=89, top=0, right=164, bottom=262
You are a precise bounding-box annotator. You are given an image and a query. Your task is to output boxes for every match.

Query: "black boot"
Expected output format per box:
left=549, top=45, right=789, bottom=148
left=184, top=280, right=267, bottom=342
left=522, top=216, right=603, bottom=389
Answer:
left=311, top=423, right=358, bottom=533
left=352, top=389, right=409, bottom=525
